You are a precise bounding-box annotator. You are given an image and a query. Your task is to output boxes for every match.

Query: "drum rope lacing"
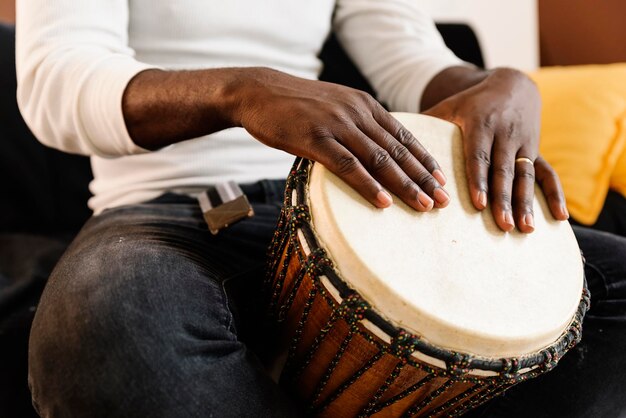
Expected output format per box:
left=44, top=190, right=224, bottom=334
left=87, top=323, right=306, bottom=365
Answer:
left=265, top=158, right=591, bottom=417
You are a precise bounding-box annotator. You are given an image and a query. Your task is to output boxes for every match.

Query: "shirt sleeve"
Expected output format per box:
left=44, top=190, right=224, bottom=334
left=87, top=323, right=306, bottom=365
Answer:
left=16, top=0, right=157, bottom=157
left=333, top=0, right=465, bottom=113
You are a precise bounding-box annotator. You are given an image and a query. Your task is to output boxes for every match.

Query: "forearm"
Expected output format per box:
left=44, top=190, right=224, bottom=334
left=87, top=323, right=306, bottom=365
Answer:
left=122, top=67, right=254, bottom=150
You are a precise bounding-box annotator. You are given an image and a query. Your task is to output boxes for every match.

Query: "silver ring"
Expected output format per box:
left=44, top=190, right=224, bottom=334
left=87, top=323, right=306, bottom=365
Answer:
left=515, top=157, right=534, bottom=165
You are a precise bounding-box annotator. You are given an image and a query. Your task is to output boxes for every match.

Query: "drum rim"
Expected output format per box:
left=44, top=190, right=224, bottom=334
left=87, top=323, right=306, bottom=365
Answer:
left=275, top=157, right=590, bottom=377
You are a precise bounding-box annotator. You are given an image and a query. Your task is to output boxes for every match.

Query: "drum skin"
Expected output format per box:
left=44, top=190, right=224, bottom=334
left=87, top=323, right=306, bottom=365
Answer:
left=265, top=114, right=590, bottom=418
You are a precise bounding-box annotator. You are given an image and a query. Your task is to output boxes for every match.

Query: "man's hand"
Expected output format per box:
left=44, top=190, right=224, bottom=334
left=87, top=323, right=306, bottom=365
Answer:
left=233, top=68, right=450, bottom=211
left=422, top=67, right=569, bottom=233
left=124, top=67, right=449, bottom=211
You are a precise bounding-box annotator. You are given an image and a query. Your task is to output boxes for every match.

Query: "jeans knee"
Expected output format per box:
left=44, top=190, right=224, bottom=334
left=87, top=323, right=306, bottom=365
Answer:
left=28, top=237, right=244, bottom=417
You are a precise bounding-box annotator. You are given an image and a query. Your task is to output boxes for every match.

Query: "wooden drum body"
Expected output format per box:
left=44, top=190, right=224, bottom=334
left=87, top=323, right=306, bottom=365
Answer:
left=265, top=113, right=589, bottom=417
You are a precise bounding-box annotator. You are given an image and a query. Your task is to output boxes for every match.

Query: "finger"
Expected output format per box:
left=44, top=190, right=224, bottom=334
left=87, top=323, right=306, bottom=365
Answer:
left=338, top=128, right=435, bottom=211
left=462, top=119, right=494, bottom=211
left=489, top=139, right=516, bottom=232
left=513, top=152, right=536, bottom=233
left=360, top=122, right=449, bottom=208
left=311, top=138, right=394, bottom=209
left=371, top=106, right=448, bottom=187
left=535, top=156, right=569, bottom=220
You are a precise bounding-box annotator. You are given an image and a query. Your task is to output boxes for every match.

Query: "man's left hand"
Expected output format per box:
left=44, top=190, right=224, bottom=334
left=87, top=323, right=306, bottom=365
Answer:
left=422, top=67, right=569, bottom=233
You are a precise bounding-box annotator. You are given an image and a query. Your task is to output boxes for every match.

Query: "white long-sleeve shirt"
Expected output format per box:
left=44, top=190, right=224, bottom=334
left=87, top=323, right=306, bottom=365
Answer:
left=16, top=0, right=462, bottom=213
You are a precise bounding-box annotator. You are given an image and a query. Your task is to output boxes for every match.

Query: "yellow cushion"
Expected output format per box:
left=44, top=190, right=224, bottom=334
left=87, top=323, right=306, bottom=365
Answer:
left=530, top=64, right=626, bottom=225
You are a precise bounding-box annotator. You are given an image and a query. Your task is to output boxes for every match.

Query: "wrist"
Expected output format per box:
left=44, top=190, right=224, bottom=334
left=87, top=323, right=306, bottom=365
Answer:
left=123, top=67, right=267, bottom=150
left=224, top=66, right=288, bottom=130
left=213, top=67, right=265, bottom=129
left=421, top=65, right=490, bottom=111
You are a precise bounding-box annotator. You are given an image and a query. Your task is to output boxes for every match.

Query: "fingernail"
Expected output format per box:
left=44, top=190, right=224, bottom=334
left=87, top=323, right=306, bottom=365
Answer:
left=433, top=169, right=447, bottom=186
left=504, top=211, right=514, bottom=229
left=524, top=213, right=535, bottom=230
left=562, top=205, right=570, bottom=219
left=477, top=190, right=487, bottom=208
left=418, top=191, right=434, bottom=210
left=377, top=190, right=393, bottom=207
left=433, top=187, right=450, bottom=206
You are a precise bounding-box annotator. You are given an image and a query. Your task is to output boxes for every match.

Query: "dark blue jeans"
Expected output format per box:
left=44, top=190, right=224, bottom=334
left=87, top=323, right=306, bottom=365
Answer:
left=28, top=180, right=626, bottom=417
left=28, top=180, right=300, bottom=418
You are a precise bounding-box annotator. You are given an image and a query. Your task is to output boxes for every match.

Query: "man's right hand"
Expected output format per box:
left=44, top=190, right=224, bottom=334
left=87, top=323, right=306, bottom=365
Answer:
left=232, top=68, right=449, bottom=211
left=124, top=67, right=448, bottom=211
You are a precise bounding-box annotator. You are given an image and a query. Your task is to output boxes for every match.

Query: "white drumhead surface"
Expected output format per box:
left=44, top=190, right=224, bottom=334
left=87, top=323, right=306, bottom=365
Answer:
left=309, top=113, right=584, bottom=358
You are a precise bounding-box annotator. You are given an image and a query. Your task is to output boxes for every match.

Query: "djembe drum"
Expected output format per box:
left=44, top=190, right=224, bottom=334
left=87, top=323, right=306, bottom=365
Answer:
left=265, top=113, right=589, bottom=417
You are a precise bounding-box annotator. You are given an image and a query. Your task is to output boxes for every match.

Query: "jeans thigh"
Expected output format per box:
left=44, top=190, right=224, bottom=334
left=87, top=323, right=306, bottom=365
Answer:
left=573, top=225, right=626, bottom=317
left=28, top=195, right=298, bottom=418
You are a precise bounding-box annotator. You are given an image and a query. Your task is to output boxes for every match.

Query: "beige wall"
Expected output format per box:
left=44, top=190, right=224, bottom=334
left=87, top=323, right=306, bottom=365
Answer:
left=539, top=0, right=626, bottom=65
left=0, top=0, right=15, bottom=24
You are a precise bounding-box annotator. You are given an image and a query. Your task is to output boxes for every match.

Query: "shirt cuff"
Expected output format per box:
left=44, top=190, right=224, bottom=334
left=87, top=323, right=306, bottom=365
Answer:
left=79, top=55, right=157, bottom=157
left=388, top=52, right=467, bottom=114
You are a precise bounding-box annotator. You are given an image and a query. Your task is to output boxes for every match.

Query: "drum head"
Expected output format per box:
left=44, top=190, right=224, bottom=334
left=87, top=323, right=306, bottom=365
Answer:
left=308, top=113, right=584, bottom=358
